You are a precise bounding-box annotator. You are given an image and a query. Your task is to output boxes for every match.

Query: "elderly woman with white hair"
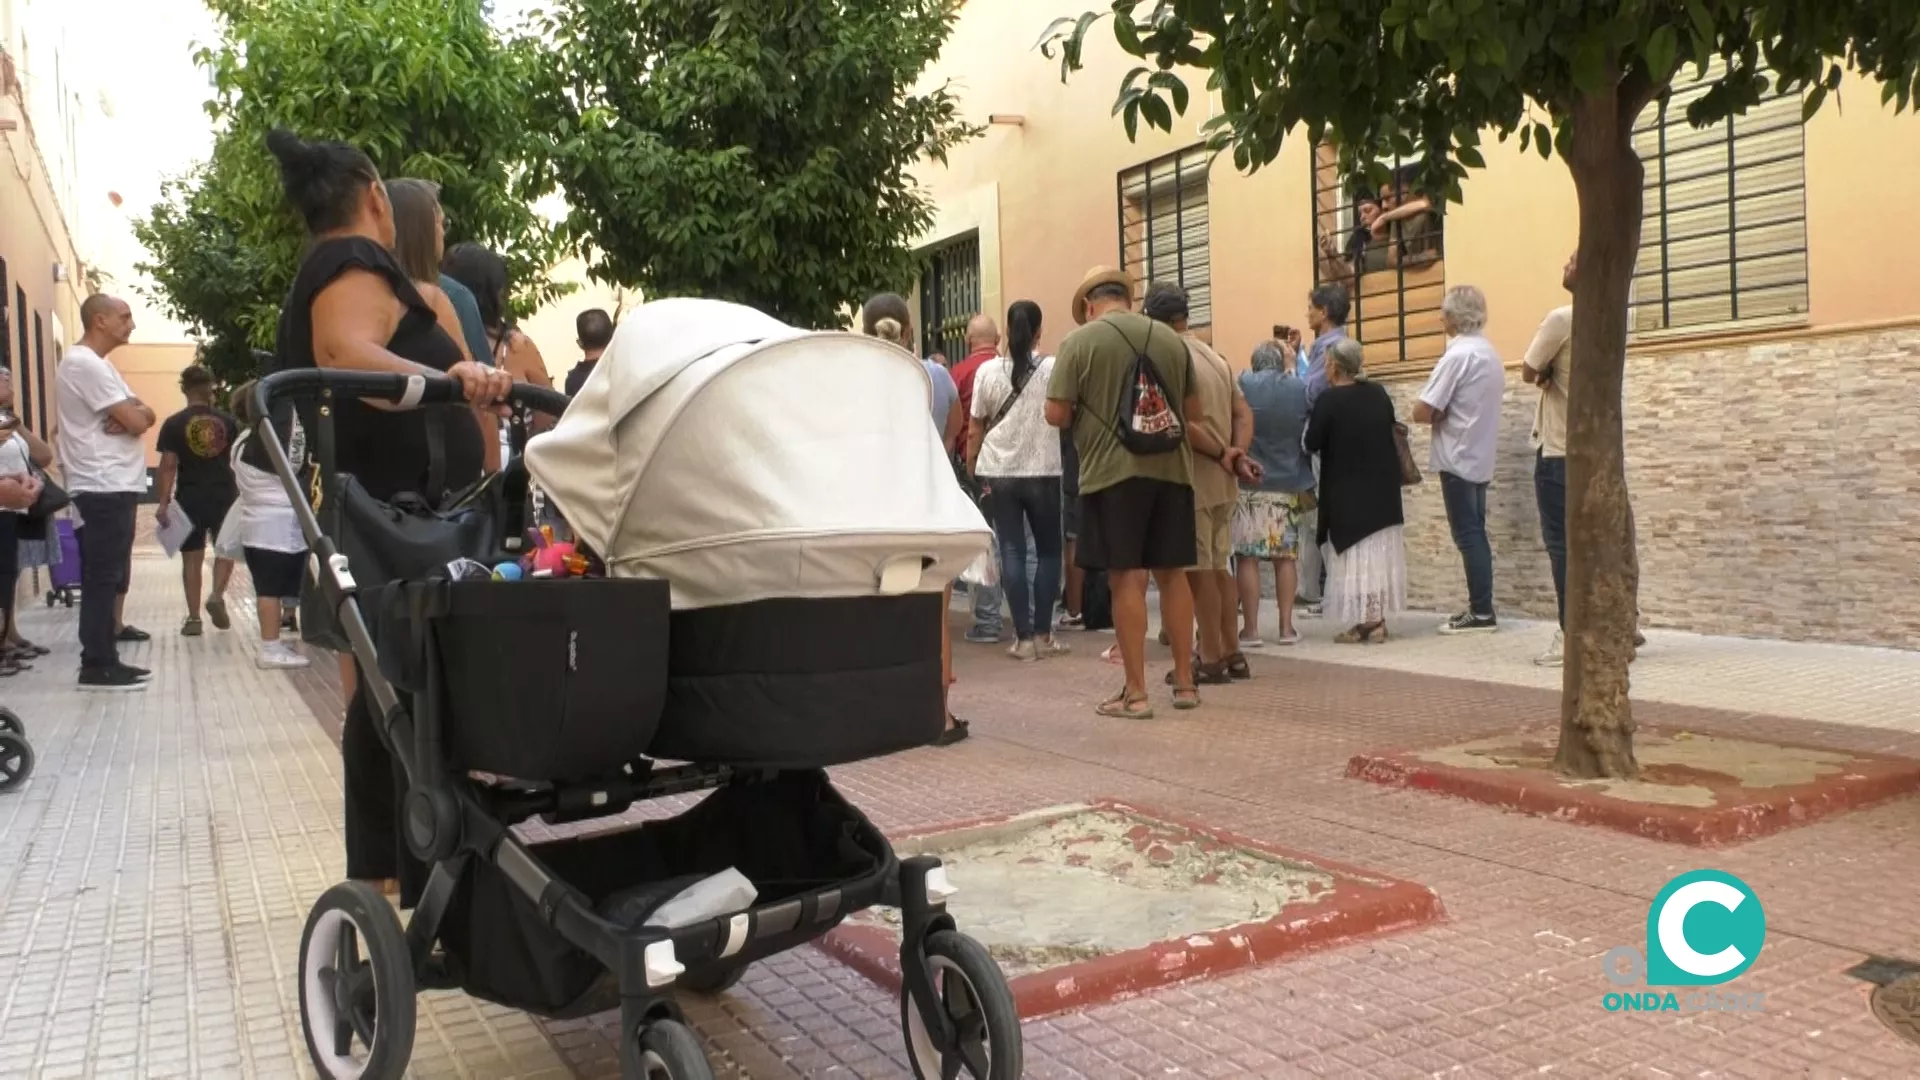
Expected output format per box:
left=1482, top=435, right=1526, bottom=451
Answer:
left=1303, top=337, right=1408, bottom=643
left=1414, top=284, right=1506, bottom=635
left=1233, top=338, right=1316, bottom=647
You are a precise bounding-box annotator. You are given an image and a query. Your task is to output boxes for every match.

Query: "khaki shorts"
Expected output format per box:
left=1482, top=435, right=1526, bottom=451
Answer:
left=1190, top=502, right=1234, bottom=571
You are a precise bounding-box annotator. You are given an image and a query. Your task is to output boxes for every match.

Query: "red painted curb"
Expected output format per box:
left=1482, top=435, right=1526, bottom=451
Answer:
left=818, top=801, right=1444, bottom=1020
left=1346, top=728, right=1920, bottom=846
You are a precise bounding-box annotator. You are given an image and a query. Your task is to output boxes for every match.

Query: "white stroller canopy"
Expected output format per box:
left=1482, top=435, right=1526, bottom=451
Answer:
left=526, top=298, right=991, bottom=610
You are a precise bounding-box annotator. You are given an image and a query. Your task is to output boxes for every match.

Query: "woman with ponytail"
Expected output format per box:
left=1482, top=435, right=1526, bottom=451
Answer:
left=964, top=300, right=1067, bottom=661
left=862, top=293, right=970, bottom=746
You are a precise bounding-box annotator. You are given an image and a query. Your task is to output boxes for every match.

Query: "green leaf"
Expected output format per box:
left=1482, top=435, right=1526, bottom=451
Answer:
left=1148, top=70, right=1191, bottom=114
left=1645, top=24, right=1677, bottom=80
left=1124, top=99, right=1141, bottom=141
left=1141, top=92, right=1174, bottom=132
left=1685, top=0, right=1715, bottom=42
left=1536, top=122, right=1553, bottom=160
left=1519, top=124, right=1532, bottom=151
left=1572, top=34, right=1608, bottom=95
left=1457, top=144, right=1486, bottom=168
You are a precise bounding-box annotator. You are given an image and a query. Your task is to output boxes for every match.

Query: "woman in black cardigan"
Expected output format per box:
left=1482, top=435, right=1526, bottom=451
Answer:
left=1303, top=337, right=1408, bottom=643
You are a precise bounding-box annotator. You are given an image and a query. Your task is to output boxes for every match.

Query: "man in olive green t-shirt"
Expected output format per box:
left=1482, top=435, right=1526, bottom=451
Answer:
left=1046, top=267, right=1204, bottom=719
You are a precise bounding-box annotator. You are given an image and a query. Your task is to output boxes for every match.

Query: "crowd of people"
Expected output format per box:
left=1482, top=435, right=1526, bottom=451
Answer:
left=14, top=123, right=1613, bottom=904
left=887, top=243, right=1612, bottom=719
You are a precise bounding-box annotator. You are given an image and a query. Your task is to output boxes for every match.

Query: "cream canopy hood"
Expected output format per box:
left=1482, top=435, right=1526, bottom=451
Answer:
left=524, top=298, right=992, bottom=610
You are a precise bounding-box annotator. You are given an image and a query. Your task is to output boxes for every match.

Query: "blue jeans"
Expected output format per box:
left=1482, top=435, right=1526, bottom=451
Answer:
left=1533, top=452, right=1567, bottom=627
left=986, top=477, right=1064, bottom=640
left=1439, top=471, right=1495, bottom=618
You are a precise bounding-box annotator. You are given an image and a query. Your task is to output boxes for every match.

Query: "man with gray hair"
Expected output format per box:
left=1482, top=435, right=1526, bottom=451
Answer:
left=1414, top=284, right=1506, bottom=635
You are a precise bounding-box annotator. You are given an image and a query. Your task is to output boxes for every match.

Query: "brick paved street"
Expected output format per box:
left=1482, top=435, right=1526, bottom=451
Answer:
left=5, top=534, right=1920, bottom=1078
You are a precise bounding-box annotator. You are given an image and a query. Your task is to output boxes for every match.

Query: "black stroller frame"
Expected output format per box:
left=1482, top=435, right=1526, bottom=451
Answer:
left=253, top=370, right=1021, bottom=1080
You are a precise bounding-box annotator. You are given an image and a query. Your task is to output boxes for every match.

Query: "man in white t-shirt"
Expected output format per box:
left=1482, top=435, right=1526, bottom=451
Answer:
left=56, top=294, right=157, bottom=691
left=1415, top=285, right=1506, bottom=635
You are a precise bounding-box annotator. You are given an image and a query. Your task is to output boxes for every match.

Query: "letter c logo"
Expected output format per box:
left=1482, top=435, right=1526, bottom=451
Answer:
left=1657, top=880, right=1748, bottom=978
left=1645, top=870, right=1766, bottom=987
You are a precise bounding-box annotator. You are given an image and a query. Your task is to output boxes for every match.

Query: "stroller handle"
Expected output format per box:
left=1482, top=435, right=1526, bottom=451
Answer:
left=252, top=368, right=571, bottom=423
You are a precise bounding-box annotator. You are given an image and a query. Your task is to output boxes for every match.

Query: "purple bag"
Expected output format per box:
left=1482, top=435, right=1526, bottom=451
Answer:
left=50, top=519, right=81, bottom=590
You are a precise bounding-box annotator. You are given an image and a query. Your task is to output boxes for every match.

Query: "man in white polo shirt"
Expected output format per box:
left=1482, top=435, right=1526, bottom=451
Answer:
left=1415, top=284, right=1506, bottom=635
left=56, top=294, right=156, bottom=691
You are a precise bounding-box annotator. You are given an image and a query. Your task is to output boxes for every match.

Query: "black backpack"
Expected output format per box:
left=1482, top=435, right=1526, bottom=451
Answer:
left=1106, top=321, right=1185, bottom=454
left=1080, top=569, right=1114, bottom=632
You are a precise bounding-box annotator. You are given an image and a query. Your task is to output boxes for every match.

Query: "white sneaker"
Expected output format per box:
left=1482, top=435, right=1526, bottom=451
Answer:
left=1534, top=630, right=1564, bottom=668
left=1007, top=639, right=1039, bottom=662
left=256, top=641, right=312, bottom=670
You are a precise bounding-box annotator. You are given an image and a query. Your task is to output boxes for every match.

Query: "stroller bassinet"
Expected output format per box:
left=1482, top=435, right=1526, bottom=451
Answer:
left=527, top=298, right=992, bottom=768
left=257, top=315, right=1016, bottom=1080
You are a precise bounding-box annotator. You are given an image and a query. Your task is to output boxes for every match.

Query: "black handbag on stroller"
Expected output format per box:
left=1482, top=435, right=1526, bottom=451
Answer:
left=253, top=370, right=1022, bottom=1080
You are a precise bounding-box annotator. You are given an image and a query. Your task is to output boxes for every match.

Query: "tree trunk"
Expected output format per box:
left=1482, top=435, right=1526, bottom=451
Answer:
left=1553, top=87, right=1645, bottom=780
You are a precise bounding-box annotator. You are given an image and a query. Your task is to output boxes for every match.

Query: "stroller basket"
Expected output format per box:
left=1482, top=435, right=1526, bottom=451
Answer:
left=439, top=771, right=890, bottom=1016
left=378, top=577, right=672, bottom=781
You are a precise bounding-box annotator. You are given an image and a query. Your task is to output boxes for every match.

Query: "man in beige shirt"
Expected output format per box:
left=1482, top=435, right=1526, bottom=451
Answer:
left=1143, top=284, right=1260, bottom=684
left=1522, top=253, right=1576, bottom=667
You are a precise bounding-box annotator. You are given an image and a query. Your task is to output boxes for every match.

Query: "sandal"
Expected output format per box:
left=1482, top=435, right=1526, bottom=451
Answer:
left=1171, top=685, right=1202, bottom=710
left=935, top=717, right=971, bottom=746
left=1166, top=659, right=1232, bottom=686
left=1225, top=652, right=1252, bottom=680
left=1334, top=624, right=1370, bottom=644
left=1096, top=688, right=1154, bottom=720
left=10, top=641, right=46, bottom=658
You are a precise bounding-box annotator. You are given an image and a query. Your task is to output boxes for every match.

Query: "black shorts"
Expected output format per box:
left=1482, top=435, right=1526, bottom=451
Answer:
left=244, top=548, right=307, bottom=599
left=1076, top=477, right=1197, bottom=572
left=178, top=493, right=235, bottom=553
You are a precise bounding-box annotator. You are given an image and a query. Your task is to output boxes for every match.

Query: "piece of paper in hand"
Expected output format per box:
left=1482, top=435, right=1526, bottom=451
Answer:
left=156, top=509, right=197, bottom=558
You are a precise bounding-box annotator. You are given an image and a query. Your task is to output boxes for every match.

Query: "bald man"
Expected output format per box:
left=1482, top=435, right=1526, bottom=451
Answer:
left=946, top=313, right=1006, bottom=642
left=948, top=314, right=1000, bottom=458
left=57, top=294, right=156, bottom=691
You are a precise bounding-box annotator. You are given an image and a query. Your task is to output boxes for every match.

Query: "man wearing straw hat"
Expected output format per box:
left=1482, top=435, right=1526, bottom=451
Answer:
left=1046, top=266, right=1203, bottom=719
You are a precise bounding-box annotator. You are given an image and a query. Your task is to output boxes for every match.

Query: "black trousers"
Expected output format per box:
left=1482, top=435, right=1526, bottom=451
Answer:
left=73, top=491, right=138, bottom=669
left=342, top=665, right=429, bottom=903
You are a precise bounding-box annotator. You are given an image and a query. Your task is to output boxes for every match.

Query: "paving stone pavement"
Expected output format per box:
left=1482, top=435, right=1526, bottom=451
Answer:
left=10, top=535, right=1920, bottom=1078
left=0, top=546, right=573, bottom=1080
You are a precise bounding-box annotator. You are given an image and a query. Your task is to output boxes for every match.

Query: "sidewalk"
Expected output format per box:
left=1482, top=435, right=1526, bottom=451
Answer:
left=0, top=543, right=571, bottom=1079
left=4, top=534, right=1920, bottom=1078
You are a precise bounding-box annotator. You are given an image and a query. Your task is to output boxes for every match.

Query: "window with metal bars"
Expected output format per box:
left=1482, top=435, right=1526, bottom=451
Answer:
left=917, top=231, right=981, bottom=363
left=1310, top=145, right=1448, bottom=379
left=1118, top=145, right=1211, bottom=329
left=1630, top=62, right=1809, bottom=334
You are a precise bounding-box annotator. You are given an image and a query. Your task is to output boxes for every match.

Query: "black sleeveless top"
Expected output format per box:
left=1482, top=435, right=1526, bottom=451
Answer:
left=270, top=236, right=484, bottom=503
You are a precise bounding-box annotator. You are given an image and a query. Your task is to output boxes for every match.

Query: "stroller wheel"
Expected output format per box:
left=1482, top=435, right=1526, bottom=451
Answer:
left=0, top=707, right=23, bottom=737
left=630, top=1018, right=714, bottom=1080
left=0, top=732, right=33, bottom=794
left=298, top=882, right=416, bottom=1080
left=677, top=962, right=748, bottom=996
left=902, top=930, right=1022, bottom=1080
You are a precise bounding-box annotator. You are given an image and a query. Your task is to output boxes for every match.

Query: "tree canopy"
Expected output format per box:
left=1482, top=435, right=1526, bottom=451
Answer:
left=135, top=0, right=565, bottom=386
left=524, top=0, right=981, bottom=329
left=1043, top=1, right=1918, bottom=200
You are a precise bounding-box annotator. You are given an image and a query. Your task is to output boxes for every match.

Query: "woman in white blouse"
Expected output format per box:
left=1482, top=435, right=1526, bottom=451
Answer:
left=965, top=300, right=1068, bottom=661
left=228, top=381, right=311, bottom=670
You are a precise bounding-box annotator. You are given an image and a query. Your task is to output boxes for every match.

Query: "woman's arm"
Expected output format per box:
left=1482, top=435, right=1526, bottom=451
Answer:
left=1304, top=394, right=1332, bottom=456
left=504, top=330, right=556, bottom=434
left=19, top=426, right=52, bottom=467
left=421, top=284, right=474, bottom=365
left=310, top=270, right=513, bottom=408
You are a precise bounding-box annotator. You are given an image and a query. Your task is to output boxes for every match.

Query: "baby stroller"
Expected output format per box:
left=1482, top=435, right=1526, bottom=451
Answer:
left=0, top=707, right=30, bottom=793
left=261, top=299, right=1018, bottom=1080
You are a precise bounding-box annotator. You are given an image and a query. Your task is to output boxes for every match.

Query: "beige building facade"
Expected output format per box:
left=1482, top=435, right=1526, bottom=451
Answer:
left=909, top=0, right=1920, bottom=648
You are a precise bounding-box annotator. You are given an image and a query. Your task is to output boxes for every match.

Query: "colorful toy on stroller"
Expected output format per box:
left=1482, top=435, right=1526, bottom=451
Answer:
left=259, top=298, right=1020, bottom=1080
